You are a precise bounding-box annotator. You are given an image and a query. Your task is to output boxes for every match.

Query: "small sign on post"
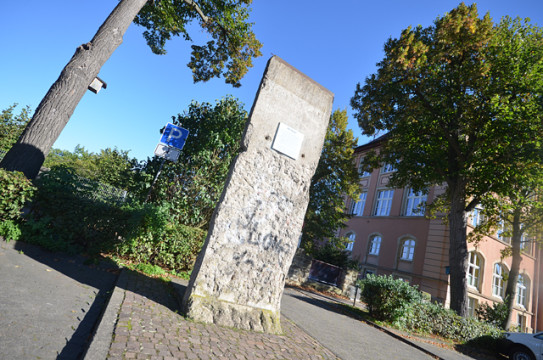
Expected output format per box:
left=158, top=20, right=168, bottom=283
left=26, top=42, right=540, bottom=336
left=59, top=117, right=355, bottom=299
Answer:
left=154, top=143, right=181, bottom=163
left=146, top=123, right=190, bottom=202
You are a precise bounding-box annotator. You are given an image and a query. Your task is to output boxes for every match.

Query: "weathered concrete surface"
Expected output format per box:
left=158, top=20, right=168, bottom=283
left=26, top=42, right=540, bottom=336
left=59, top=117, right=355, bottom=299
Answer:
left=183, top=56, right=334, bottom=333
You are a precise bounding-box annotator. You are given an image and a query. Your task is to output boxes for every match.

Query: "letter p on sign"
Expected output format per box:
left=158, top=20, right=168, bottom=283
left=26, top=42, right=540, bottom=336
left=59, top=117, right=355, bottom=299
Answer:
left=160, top=123, right=189, bottom=150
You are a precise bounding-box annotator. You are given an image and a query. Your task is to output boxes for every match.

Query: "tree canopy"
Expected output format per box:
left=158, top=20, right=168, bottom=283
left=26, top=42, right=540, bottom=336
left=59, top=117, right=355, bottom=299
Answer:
left=44, top=145, right=145, bottom=192
left=301, top=109, right=361, bottom=254
left=351, top=3, right=543, bottom=316
left=0, top=104, right=30, bottom=161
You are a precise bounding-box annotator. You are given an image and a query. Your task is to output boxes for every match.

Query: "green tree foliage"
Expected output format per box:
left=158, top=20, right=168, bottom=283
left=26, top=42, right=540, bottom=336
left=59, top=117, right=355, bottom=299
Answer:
left=146, top=96, right=247, bottom=229
left=0, top=169, right=35, bottom=241
left=135, top=0, right=262, bottom=87
left=301, top=109, right=361, bottom=254
left=0, top=104, right=31, bottom=160
left=351, top=3, right=543, bottom=316
left=471, top=166, right=543, bottom=329
left=44, top=145, right=146, bottom=193
left=0, top=0, right=262, bottom=179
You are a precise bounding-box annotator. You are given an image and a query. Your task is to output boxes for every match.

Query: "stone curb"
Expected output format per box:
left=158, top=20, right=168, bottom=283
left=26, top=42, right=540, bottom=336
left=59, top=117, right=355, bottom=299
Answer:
left=82, top=268, right=128, bottom=360
left=289, top=287, right=444, bottom=360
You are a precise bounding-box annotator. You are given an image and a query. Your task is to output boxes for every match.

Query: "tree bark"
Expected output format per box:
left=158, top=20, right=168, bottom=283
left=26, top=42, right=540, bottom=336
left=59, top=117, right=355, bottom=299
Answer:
left=0, top=0, right=149, bottom=179
left=503, top=209, right=523, bottom=330
left=448, top=181, right=469, bottom=317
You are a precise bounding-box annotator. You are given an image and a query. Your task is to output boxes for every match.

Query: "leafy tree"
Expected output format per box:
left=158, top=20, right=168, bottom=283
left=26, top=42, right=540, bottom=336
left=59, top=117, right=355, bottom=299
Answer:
left=146, top=96, right=247, bottom=229
left=351, top=4, right=543, bottom=316
left=0, top=104, right=31, bottom=161
left=44, top=145, right=145, bottom=192
left=1, top=0, right=261, bottom=179
left=471, top=164, right=543, bottom=329
left=301, top=109, right=361, bottom=254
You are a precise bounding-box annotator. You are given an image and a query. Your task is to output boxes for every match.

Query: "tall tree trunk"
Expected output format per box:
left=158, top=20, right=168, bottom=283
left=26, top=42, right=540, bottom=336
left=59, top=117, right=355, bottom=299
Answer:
left=0, top=0, right=149, bottom=179
left=503, top=209, right=523, bottom=330
left=448, top=181, right=469, bottom=317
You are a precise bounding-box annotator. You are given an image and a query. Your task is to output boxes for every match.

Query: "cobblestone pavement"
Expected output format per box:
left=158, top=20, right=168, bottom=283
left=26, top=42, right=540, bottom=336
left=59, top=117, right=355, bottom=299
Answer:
left=107, top=271, right=338, bottom=360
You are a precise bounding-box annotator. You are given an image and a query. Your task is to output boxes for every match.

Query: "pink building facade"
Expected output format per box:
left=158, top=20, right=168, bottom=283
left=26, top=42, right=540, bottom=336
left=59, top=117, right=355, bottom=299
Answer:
left=340, top=138, right=543, bottom=332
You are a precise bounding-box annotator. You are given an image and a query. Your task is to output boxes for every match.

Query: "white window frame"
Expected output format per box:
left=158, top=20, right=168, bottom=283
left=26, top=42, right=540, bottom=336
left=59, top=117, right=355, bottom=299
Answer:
left=520, top=232, right=532, bottom=255
left=467, top=297, right=478, bottom=318
left=492, top=263, right=507, bottom=299
left=497, top=220, right=511, bottom=244
left=516, top=274, right=528, bottom=308
left=351, top=192, right=367, bottom=216
left=374, top=189, right=394, bottom=216
left=359, top=158, right=371, bottom=177
left=368, top=235, right=382, bottom=256
left=467, top=252, right=481, bottom=290
left=345, top=232, right=355, bottom=252
left=400, top=238, right=415, bottom=261
left=404, top=188, right=427, bottom=216
left=471, top=206, right=485, bottom=227
left=380, top=163, right=396, bottom=173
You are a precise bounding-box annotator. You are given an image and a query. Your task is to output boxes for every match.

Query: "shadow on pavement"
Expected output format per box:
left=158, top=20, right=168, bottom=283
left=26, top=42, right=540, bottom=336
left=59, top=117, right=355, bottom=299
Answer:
left=8, top=241, right=185, bottom=360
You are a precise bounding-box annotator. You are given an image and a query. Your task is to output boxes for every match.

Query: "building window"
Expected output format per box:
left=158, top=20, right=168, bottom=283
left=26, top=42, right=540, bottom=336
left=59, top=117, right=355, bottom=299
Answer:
left=368, top=235, right=382, bottom=256
left=497, top=221, right=511, bottom=244
left=467, top=297, right=478, bottom=318
left=520, top=232, right=532, bottom=255
left=400, top=238, right=415, bottom=261
left=492, top=263, right=507, bottom=298
left=351, top=192, right=367, bottom=216
left=380, top=163, right=396, bottom=173
left=345, top=232, right=355, bottom=251
left=467, top=252, right=481, bottom=290
left=516, top=274, right=528, bottom=308
left=404, top=188, right=427, bottom=216
left=374, top=189, right=394, bottom=216
left=517, top=314, right=527, bottom=333
left=471, top=206, right=485, bottom=227
left=359, top=158, right=372, bottom=177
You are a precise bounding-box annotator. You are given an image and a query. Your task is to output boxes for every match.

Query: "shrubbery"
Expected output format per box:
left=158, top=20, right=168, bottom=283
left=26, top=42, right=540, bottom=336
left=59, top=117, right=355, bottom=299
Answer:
left=358, top=274, right=422, bottom=322
left=117, top=222, right=206, bottom=273
left=24, top=166, right=145, bottom=253
left=404, top=302, right=502, bottom=343
left=475, top=298, right=509, bottom=329
left=0, top=169, right=35, bottom=241
left=358, top=274, right=503, bottom=349
left=22, top=165, right=206, bottom=272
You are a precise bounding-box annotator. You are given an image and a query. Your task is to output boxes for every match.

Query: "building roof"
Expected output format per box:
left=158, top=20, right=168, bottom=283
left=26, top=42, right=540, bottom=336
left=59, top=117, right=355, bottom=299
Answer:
left=354, top=133, right=389, bottom=153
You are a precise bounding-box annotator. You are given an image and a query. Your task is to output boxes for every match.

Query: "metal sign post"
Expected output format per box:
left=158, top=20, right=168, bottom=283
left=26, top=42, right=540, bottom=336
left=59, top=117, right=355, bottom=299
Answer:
left=145, top=124, right=189, bottom=202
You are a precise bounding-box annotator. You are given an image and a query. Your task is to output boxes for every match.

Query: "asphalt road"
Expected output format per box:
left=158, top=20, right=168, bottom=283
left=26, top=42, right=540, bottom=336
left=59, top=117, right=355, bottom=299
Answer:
left=281, top=287, right=436, bottom=360
left=0, top=240, right=118, bottom=360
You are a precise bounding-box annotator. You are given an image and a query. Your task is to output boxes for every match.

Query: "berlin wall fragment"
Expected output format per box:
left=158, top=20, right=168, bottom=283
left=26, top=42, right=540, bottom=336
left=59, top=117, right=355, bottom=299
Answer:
left=182, top=56, right=334, bottom=334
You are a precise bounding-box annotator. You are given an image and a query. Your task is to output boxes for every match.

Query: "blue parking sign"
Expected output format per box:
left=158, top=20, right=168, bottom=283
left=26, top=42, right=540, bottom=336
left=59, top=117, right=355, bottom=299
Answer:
left=160, top=123, right=189, bottom=150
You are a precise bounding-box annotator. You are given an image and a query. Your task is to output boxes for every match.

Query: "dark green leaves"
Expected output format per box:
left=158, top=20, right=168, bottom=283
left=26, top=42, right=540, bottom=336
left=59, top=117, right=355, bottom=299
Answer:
left=134, top=0, right=262, bottom=87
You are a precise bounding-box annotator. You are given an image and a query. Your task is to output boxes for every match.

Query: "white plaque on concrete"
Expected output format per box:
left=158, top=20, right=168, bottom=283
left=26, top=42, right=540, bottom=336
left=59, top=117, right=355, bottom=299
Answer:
left=154, top=143, right=180, bottom=162
left=271, top=123, right=304, bottom=160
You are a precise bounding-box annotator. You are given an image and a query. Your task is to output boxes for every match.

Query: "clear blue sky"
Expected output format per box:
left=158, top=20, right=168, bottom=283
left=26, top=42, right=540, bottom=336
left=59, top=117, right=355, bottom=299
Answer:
left=1, top=1, right=542, bottom=161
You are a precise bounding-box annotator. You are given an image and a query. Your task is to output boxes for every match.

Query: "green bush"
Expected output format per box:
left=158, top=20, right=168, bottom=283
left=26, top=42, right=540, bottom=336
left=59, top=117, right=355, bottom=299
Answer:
left=0, top=169, right=35, bottom=241
left=475, top=298, right=509, bottom=329
left=404, top=301, right=503, bottom=347
left=24, top=166, right=205, bottom=272
left=358, top=274, right=422, bottom=323
left=117, top=222, right=206, bottom=273
left=24, top=166, right=162, bottom=253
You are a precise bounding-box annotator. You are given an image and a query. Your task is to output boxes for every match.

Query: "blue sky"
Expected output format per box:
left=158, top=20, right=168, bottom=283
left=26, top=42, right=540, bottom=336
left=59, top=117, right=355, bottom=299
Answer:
left=2, top=0, right=543, bottom=161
